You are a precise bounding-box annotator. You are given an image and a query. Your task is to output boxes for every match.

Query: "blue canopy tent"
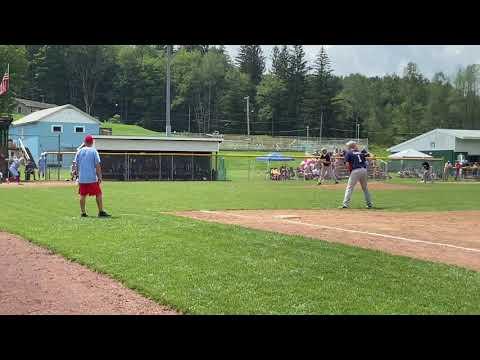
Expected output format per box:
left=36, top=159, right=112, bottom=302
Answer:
left=255, top=152, right=295, bottom=180
left=255, top=152, right=294, bottom=162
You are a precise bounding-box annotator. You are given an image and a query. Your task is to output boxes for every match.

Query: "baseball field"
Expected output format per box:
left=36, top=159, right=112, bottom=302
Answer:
left=1, top=174, right=479, bottom=314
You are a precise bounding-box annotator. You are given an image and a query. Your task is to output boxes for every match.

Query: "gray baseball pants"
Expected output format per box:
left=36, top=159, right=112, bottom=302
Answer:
left=342, top=167, right=372, bottom=208
left=320, top=165, right=337, bottom=182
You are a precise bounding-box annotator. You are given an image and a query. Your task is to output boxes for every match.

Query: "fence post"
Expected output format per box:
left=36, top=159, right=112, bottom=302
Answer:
left=159, top=155, right=162, bottom=180
left=124, top=153, right=128, bottom=181
left=215, top=152, right=218, bottom=181
left=57, top=134, right=60, bottom=181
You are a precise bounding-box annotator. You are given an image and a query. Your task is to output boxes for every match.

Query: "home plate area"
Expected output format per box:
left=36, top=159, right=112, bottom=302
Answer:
left=174, top=209, right=480, bottom=272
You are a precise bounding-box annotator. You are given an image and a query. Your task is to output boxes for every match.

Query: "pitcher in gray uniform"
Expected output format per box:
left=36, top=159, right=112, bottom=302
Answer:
left=340, top=141, right=373, bottom=209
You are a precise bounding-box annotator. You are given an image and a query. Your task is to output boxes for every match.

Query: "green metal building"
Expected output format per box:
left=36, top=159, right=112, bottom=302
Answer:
left=388, top=129, right=480, bottom=163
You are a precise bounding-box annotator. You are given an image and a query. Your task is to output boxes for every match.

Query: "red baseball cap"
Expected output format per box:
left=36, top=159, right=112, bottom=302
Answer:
left=84, top=135, right=94, bottom=144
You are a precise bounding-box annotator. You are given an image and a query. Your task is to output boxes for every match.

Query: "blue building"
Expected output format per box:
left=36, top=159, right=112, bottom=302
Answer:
left=9, top=104, right=100, bottom=166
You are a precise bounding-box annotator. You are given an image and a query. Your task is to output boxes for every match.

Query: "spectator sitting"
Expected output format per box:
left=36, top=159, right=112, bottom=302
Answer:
left=270, top=168, right=280, bottom=180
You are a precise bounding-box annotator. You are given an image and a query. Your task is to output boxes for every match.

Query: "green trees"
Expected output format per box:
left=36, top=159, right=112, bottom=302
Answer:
left=235, top=45, right=265, bottom=86
left=4, top=44, right=480, bottom=145
left=0, top=45, right=28, bottom=114
left=303, top=46, right=342, bottom=138
left=256, top=74, right=287, bottom=136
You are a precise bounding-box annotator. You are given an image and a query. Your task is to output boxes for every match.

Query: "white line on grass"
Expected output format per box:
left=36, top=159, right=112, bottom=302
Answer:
left=199, top=210, right=480, bottom=254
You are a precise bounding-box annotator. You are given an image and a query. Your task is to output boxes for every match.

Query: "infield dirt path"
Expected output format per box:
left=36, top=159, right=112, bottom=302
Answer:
left=0, top=181, right=74, bottom=188
left=175, top=209, right=480, bottom=272
left=0, top=232, right=178, bottom=315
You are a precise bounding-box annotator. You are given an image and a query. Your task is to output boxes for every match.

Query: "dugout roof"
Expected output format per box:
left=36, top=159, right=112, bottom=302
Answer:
left=93, top=135, right=222, bottom=153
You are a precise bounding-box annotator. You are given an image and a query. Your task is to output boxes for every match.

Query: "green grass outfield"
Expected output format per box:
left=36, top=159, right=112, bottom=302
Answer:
left=1, top=177, right=479, bottom=314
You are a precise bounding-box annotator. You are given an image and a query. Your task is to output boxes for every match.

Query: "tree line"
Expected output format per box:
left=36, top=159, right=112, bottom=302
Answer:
left=1, top=44, right=480, bottom=145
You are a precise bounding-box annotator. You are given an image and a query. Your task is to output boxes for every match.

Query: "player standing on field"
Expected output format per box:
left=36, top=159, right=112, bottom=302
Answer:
left=317, top=148, right=339, bottom=185
left=74, top=135, right=110, bottom=218
left=421, top=161, right=432, bottom=183
left=8, top=156, right=23, bottom=185
left=340, top=141, right=373, bottom=209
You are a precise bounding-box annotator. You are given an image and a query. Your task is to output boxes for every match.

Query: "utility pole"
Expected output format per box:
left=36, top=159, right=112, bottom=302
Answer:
left=165, top=45, right=172, bottom=136
left=319, top=111, right=323, bottom=146
left=355, top=112, right=360, bottom=142
left=244, top=96, right=250, bottom=136
left=306, top=125, right=309, bottom=144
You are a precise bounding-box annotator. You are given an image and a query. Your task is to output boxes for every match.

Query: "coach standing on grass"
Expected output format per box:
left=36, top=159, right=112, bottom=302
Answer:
left=340, top=140, right=373, bottom=209
left=74, top=135, right=110, bottom=218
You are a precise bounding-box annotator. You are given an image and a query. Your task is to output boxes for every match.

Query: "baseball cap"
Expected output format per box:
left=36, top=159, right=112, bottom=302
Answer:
left=84, top=135, right=94, bottom=144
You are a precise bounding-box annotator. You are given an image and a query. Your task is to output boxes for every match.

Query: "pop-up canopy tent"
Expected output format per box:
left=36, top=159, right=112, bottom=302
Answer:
left=255, top=152, right=295, bottom=180
left=388, top=149, right=432, bottom=159
left=388, top=149, right=436, bottom=172
left=256, top=152, right=295, bottom=162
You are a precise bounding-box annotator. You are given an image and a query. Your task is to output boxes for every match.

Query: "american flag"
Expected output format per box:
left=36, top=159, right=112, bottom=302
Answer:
left=0, top=65, right=9, bottom=96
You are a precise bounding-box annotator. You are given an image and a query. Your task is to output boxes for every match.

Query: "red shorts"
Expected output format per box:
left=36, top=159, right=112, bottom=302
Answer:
left=78, top=182, right=102, bottom=196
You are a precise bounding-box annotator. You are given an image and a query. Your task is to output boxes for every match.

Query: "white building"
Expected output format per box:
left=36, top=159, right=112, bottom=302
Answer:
left=388, top=129, right=480, bottom=163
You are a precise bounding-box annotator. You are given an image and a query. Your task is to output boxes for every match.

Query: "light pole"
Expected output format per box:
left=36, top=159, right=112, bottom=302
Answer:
left=356, top=120, right=360, bottom=143
left=244, top=96, right=250, bottom=136
left=166, top=45, right=172, bottom=136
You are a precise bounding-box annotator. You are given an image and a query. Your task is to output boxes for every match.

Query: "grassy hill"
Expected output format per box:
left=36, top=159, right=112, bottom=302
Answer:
left=101, top=122, right=162, bottom=136
left=11, top=113, right=23, bottom=121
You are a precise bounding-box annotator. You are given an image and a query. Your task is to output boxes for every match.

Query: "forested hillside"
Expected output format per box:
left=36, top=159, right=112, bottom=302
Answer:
left=1, top=45, right=479, bottom=146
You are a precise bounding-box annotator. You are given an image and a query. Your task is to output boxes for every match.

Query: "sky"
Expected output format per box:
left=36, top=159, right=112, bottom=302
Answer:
left=223, top=45, right=480, bottom=79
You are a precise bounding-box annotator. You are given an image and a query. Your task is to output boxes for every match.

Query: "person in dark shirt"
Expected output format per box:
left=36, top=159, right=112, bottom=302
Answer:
left=421, top=161, right=432, bottom=183
left=25, top=159, right=36, bottom=181
left=341, top=141, right=372, bottom=209
left=317, top=148, right=338, bottom=185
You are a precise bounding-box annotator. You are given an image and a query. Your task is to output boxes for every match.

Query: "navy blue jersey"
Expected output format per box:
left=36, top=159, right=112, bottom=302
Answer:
left=345, top=150, right=368, bottom=170
left=319, top=152, right=332, bottom=166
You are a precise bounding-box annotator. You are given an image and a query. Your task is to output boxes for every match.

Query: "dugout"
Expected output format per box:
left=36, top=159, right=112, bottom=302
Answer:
left=92, top=135, right=223, bottom=181
left=0, top=116, right=13, bottom=177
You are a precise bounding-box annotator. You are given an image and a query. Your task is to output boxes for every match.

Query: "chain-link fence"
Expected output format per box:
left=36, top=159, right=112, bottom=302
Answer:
left=220, top=135, right=368, bottom=152
left=44, top=152, right=219, bottom=181
left=40, top=151, right=390, bottom=183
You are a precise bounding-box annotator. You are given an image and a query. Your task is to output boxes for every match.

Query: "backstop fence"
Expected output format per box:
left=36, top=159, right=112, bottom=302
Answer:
left=42, top=151, right=398, bottom=183
left=220, top=135, right=369, bottom=152
left=44, top=152, right=219, bottom=181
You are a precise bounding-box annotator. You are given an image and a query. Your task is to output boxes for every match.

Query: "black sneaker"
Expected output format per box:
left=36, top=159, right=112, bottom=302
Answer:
left=317, top=182, right=322, bottom=185
left=366, top=205, right=373, bottom=209
left=98, top=211, right=111, bottom=218
left=339, top=206, right=348, bottom=209
left=335, top=181, right=339, bottom=184
left=81, top=213, right=88, bottom=218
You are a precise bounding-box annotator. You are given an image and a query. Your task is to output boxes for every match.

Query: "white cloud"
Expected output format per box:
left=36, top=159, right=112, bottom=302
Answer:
left=224, top=45, right=480, bottom=79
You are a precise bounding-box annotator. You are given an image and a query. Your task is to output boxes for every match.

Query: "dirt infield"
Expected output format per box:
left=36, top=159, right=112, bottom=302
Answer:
left=0, top=232, right=178, bottom=315
left=0, top=181, right=74, bottom=188
left=305, top=182, right=420, bottom=191
left=175, top=209, right=480, bottom=272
